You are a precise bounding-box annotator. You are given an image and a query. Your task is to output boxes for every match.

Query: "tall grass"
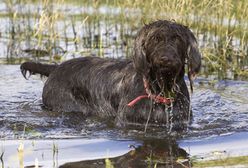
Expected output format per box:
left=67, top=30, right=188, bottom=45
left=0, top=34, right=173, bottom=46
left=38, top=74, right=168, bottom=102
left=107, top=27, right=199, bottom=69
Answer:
left=1, top=0, right=248, bottom=79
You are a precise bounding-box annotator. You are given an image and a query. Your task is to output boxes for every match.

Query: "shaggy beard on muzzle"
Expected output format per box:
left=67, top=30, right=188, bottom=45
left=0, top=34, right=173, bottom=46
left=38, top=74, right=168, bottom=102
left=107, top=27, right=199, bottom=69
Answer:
left=144, top=64, right=182, bottom=101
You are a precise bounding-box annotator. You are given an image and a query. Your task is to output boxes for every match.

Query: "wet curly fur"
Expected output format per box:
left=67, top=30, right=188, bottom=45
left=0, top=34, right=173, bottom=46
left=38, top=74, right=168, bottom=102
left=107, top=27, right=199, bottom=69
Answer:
left=20, top=20, right=201, bottom=131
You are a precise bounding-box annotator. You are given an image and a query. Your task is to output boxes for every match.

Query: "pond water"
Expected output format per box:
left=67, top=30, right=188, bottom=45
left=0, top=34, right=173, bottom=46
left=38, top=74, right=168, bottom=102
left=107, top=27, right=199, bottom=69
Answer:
left=0, top=64, right=248, bottom=167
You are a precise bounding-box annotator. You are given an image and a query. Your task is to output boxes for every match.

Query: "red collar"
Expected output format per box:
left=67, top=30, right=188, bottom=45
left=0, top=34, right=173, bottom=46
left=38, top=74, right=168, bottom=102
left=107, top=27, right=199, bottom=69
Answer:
left=127, top=78, right=174, bottom=107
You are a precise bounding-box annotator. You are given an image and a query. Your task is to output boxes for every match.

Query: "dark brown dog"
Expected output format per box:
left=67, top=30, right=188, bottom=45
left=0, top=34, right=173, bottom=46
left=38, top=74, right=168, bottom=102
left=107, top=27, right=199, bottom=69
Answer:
left=20, top=20, right=201, bottom=131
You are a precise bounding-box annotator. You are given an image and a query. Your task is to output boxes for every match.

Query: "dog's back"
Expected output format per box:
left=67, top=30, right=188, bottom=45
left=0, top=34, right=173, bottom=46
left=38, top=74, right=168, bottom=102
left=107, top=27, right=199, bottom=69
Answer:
left=21, top=57, right=135, bottom=116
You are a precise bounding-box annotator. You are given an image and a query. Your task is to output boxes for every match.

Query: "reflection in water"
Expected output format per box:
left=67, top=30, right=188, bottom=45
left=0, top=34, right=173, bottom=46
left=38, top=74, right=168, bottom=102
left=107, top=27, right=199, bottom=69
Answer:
left=0, top=139, right=140, bottom=168
left=60, top=138, right=189, bottom=168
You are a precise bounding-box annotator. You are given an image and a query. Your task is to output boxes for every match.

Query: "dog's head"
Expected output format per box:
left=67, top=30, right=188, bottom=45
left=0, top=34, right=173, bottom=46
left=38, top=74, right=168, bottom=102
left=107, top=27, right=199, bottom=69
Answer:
left=133, top=20, right=201, bottom=96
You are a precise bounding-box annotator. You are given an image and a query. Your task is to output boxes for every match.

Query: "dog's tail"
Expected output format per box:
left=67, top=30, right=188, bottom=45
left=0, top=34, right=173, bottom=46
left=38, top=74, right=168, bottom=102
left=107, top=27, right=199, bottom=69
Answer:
left=20, top=61, right=58, bottom=79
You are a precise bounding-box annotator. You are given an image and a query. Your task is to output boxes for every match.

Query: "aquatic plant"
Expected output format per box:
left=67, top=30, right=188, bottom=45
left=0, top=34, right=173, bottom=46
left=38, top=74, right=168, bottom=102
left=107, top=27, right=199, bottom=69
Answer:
left=1, top=0, right=248, bottom=79
left=52, top=141, right=59, bottom=168
left=17, top=141, right=24, bottom=168
left=193, top=155, right=248, bottom=167
left=0, top=149, right=4, bottom=168
left=105, top=158, right=114, bottom=168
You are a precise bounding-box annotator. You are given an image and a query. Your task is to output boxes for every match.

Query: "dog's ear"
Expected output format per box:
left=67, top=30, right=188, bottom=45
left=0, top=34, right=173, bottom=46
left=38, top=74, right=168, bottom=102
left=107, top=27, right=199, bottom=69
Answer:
left=133, top=36, right=151, bottom=77
left=187, top=35, right=201, bottom=93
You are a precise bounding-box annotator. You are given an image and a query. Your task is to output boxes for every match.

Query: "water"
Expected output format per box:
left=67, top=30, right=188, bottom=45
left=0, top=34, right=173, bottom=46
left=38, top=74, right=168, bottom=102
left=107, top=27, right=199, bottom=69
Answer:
left=189, top=78, right=248, bottom=137
left=2, top=65, right=248, bottom=139
left=180, top=132, right=248, bottom=160
left=1, top=138, right=140, bottom=168
left=0, top=65, right=248, bottom=167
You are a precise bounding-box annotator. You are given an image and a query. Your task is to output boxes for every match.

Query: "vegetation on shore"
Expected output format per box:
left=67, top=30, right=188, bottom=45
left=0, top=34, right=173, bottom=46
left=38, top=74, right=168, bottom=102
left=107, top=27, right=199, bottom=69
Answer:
left=193, top=155, right=248, bottom=167
left=1, top=0, right=248, bottom=79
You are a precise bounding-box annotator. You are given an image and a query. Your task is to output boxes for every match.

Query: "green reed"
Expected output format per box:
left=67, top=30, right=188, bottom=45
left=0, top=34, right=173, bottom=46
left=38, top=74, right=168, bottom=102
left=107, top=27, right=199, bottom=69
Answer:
left=2, top=0, right=248, bottom=79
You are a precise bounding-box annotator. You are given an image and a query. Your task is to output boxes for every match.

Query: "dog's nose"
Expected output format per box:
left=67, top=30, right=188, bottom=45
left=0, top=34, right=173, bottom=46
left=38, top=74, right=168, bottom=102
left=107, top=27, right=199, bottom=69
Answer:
left=161, top=57, right=181, bottom=70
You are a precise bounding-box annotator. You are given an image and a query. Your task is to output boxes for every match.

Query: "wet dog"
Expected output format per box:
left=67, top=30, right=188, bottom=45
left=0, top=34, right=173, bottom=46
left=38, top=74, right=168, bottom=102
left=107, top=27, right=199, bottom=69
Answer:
left=20, top=20, right=201, bottom=131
